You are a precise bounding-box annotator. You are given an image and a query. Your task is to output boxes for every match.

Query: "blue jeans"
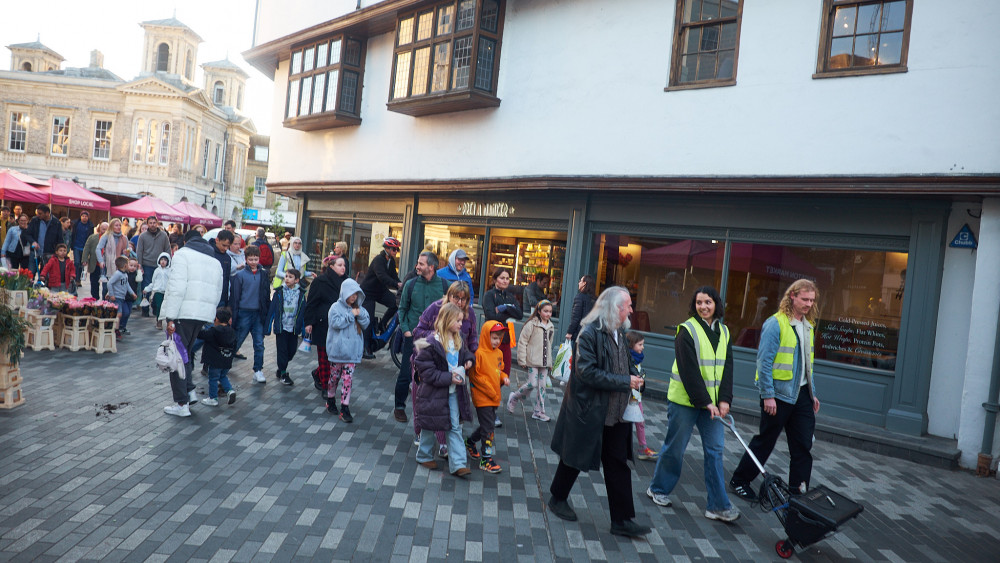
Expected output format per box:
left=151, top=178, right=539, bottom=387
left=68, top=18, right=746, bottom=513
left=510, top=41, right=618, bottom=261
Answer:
left=235, top=310, right=265, bottom=371
left=416, top=393, right=467, bottom=474
left=140, top=265, right=156, bottom=312
left=649, top=401, right=732, bottom=511
left=208, top=367, right=233, bottom=399
left=115, top=298, right=132, bottom=331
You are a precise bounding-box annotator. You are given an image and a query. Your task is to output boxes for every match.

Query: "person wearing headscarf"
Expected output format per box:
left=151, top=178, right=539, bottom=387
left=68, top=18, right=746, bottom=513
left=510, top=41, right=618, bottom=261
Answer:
left=274, top=236, right=314, bottom=285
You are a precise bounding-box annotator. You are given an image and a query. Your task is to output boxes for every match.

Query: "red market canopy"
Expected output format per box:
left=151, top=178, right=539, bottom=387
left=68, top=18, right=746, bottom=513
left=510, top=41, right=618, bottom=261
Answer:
left=110, top=195, right=189, bottom=223
left=42, top=178, right=111, bottom=211
left=172, top=201, right=223, bottom=228
left=0, top=168, right=49, bottom=187
left=0, top=170, right=49, bottom=204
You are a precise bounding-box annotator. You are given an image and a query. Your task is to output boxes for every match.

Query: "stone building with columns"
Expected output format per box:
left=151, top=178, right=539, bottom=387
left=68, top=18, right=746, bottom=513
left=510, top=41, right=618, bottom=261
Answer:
left=0, top=17, right=269, bottom=222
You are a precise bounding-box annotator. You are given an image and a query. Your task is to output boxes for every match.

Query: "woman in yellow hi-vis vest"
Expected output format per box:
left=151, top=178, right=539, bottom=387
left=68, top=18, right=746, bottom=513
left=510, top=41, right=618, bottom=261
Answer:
left=645, top=286, right=739, bottom=523
left=729, top=279, right=821, bottom=502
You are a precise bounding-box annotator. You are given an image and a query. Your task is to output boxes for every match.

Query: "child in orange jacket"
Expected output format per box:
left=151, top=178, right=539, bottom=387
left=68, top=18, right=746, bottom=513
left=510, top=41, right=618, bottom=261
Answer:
left=466, top=320, right=509, bottom=473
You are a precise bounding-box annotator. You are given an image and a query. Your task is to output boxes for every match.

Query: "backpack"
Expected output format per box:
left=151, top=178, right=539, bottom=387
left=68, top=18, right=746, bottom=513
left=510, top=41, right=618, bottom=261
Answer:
left=258, top=241, right=274, bottom=267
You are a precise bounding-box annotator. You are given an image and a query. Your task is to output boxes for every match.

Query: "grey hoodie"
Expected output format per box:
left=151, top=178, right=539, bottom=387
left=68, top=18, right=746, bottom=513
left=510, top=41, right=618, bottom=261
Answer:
left=326, top=278, right=371, bottom=363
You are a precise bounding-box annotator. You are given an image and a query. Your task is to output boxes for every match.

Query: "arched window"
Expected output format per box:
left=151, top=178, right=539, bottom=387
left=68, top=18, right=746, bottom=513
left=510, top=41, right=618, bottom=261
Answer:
left=213, top=81, right=225, bottom=105
left=236, top=85, right=244, bottom=110
left=21, top=62, right=31, bottom=71
left=185, top=50, right=193, bottom=80
left=159, top=122, right=171, bottom=166
left=133, top=119, right=145, bottom=163
left=146, top=119, right=158, bottom=163
left=156, top=43, right=170, bottom=72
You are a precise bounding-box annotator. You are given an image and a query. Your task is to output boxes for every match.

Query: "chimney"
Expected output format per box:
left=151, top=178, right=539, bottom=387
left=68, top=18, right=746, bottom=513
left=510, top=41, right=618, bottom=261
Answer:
left=89, top=50, right=104, bottom=69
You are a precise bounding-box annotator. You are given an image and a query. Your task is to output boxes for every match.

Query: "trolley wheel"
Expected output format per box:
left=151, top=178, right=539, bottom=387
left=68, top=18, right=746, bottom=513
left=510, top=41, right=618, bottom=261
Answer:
left=775, top=540, right=794, bottom=559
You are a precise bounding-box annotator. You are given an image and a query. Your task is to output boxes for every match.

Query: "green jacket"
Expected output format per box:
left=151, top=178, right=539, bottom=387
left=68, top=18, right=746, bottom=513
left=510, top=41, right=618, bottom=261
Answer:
left=398, top=274, right=448, bottom=334
left=81, top=232, right=102, bottom=274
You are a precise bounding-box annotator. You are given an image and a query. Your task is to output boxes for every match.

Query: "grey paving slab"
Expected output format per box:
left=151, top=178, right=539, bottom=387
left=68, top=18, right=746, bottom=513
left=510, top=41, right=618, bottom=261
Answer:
left=2, top=312, right=999, bottom=561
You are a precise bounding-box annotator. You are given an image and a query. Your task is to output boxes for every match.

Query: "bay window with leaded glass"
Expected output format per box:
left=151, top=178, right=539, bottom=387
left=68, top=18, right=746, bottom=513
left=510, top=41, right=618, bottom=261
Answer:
left=388, top=0, right=504, bottom=116
left=284, top=34, right=366, bottom=130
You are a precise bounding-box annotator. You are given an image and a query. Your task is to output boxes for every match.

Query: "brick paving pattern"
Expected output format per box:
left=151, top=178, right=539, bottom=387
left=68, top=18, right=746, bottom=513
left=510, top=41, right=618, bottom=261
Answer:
left=2, top=315, right=999, bottom=561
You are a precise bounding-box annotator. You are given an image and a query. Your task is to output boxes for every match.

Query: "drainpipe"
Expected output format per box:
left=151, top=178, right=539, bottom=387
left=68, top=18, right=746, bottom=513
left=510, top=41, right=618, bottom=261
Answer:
left=979, top=307, right=1000, bottom=477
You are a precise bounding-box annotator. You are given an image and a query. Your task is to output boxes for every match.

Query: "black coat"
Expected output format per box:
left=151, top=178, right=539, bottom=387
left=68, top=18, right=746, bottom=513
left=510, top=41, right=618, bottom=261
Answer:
left=198, top=324, right=236, bottom=370
left=208, top=238, right=232, bottom=303
left=304, top=267, right=348, bottom=340
left=566, top=292, right=596, bottom=341
left=550, top=322, right=635, bottom=471
left=482, top=288, right=523, bottom=346
left=25, top=216, right=62, bottom=254
left=360, top=250, right=400, bottom=298
left=412, top=337, right=475, bottom=431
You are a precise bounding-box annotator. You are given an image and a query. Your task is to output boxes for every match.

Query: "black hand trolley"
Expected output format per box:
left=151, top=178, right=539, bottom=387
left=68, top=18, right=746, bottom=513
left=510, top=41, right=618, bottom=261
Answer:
left=719, top=415, right=864, bottom=559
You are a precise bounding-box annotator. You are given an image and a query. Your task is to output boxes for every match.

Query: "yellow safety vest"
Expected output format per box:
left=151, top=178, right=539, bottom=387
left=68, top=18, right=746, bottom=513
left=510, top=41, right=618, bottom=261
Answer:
left=668, top=318, right=728, bottom=408
left=756, top=312, right=814, bottom=382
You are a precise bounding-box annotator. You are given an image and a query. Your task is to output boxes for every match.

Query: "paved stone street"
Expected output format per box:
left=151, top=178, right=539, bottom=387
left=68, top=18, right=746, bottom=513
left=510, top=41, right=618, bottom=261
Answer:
left=2, top=314, right=999, bottom=562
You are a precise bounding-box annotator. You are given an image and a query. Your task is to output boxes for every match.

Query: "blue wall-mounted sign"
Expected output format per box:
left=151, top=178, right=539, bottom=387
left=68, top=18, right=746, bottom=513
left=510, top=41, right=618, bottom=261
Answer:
left=949, top=224, right=978, bottom=249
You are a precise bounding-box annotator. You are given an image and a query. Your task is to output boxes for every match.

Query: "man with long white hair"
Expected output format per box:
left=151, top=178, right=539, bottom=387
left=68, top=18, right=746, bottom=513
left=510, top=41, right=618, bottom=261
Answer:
left=548, top=286, right=650, bottom=537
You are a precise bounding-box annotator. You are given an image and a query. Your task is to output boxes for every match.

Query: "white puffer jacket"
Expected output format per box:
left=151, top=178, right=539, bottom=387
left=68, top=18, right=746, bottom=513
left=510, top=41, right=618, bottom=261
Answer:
left=159, top=238, right=223, bottom=322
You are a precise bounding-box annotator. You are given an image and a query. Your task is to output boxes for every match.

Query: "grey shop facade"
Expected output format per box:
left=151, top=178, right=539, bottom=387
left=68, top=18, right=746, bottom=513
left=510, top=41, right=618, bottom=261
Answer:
left=291, top=187, right=947, bottom=437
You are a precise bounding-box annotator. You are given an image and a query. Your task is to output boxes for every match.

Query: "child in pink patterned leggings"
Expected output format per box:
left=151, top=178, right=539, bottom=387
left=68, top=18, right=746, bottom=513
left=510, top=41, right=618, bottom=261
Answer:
left=325, top=279, right=370, bottom=424
left=628, top=331, right=658, bottom=461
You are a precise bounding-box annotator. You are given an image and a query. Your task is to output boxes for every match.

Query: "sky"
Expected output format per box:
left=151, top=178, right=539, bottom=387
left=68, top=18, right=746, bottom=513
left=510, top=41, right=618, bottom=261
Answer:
left=1, top=1, right=275, bottom=135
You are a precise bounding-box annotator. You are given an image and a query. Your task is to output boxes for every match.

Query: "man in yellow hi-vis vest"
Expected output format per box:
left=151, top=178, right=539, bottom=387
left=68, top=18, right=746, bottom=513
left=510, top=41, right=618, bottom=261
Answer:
left=729, top=279, right=821, bottom=501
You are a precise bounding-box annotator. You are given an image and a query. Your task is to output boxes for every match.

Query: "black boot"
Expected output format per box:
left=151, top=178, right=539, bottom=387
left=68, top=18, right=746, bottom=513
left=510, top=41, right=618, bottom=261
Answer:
left=326, top=398, right=338, bottom=414
left=339, top=404, right=353, bottom=423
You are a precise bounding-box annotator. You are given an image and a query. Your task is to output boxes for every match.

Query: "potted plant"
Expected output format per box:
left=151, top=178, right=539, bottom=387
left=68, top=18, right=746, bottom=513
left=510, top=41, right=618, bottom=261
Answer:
left=0, top=291, right=31, bottom=366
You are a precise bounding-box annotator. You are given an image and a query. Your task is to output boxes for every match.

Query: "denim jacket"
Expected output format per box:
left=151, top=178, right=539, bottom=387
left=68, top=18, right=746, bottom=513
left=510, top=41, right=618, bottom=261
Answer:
left=755, top=315, right=817, bottom=405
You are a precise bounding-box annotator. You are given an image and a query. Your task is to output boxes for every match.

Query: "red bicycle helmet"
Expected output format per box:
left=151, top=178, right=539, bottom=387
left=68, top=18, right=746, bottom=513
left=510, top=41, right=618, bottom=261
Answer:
left=383, top=236, right=401, bottom=250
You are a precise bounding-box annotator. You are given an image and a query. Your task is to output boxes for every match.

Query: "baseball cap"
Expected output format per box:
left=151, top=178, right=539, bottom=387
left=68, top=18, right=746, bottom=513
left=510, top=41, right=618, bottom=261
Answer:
left=454, top=249, right=468, bottom=260
left=489, top=322, right=507, bottom=332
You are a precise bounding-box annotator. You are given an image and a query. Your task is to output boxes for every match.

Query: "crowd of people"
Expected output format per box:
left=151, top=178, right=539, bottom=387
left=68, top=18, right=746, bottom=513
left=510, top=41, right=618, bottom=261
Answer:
left=6, top=209, right=825, bottom=540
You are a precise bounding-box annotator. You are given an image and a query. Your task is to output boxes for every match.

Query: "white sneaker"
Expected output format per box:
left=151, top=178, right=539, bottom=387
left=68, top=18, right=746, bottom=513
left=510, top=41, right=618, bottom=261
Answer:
left=164, top=404, right=191, bottom=417
left=201, top=398, right=219, bottom=406
left=227, top=390, right=237, bottom=404
left=188, top=390, right=199, bottom=404
left=254, top=370, right=266, bottom=383
left=646, top=487, right=672, bottom=507
left=705, top=507, right=740, bottom=522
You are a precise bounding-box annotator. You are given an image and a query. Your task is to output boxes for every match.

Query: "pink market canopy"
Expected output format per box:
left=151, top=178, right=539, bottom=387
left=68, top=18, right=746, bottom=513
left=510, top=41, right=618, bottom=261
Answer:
left=43, top=178, right=111, bottom=211
left=172, top=201, right=223, bottom=228
left=0, top=168, right=50, bottom=187
left=110, top=195, right=189, bottom=223
left=0, top=170, right=49, bottom=204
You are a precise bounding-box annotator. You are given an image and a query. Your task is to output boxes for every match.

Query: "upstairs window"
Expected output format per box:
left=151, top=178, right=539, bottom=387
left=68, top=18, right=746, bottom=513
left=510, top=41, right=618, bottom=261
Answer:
left=815, top=0, right=913, bottom=77
left=50, top=116, right=70, bottom=156
left=668, top=0, right=742, bottom=90
left=185, top=51, right=193, bottom=80
left=93, top=119, right=112, bottom=160
left=202, top=139, right=211, bottom=177
left=133, top=119, right=145, bottom=163
left=388, top=0, right=505, bottom=116
left=8, top=112, right=26, bottom=152
left=214, top=81, right=226, bottom=105
left=284, top=34, right=366, bottom=130
left=159, top=122, right=171, bottom=166
left=254, top=176, right=267, bottom=196
left=146, top=119, right=159, bottom=164
left=156, top=43, right=170, bottom=72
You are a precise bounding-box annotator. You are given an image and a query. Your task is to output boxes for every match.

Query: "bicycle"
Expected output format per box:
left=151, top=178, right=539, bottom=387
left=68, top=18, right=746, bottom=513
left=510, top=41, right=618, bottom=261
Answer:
left=371, top=312, right=403, bottom=368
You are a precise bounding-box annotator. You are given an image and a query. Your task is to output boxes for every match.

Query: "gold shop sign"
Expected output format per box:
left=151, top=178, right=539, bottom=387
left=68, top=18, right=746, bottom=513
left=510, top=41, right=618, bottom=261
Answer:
left=457, top=202, right=515, bottom=217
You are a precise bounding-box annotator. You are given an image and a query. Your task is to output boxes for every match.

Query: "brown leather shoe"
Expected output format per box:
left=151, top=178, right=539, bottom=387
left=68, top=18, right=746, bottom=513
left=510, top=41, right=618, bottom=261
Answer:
left=419, top=460, right=439, bottom=470
left=393, top=408, right=408, bottom=423
left=452, top=467, right=472, bottom=478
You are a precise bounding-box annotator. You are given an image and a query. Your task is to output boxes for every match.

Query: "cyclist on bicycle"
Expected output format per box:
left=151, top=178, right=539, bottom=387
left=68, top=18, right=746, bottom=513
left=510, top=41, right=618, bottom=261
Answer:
left=361, top=236, right=402, bottom=358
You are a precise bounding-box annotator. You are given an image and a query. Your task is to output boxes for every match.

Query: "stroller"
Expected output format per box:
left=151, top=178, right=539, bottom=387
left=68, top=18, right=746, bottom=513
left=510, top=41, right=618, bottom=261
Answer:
left=719, top=415, right=864, bottom=559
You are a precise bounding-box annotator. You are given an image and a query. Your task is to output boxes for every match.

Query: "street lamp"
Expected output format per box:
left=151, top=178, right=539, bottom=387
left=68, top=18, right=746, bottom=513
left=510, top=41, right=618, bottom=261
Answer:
left=209, top=187, right=217, bottom=200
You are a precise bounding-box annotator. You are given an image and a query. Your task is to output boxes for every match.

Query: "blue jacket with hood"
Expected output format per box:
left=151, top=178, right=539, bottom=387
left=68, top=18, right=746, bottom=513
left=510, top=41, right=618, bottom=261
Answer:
left=436, top=249, right=476, bottom=304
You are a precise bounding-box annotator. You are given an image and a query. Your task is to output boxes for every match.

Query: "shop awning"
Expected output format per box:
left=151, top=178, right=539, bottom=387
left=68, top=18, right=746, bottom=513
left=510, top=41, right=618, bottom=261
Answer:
left=43, top=178, right=111, bottom=211
left=0, top=169, right=49, bottom=204
left=172, top=201, right=224, bottom=228
left=110, top=195, right=189, bottom=223
left=0, top=168, right=50, bottom=187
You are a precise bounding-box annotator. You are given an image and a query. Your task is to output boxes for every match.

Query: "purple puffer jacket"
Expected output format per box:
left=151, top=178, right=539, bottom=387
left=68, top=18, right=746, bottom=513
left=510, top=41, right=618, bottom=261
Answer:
left=412, top=299, right=478, bottom=352
left=412, top=336, right=475, bottom=432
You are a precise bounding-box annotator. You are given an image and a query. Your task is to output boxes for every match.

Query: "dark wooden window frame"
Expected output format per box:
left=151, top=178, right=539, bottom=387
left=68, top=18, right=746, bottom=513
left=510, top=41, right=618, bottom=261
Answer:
left=283, top=34, right=367, bottom=131
left=666, top=0, right=743, bottom=92
left=814, top=0, right=913, bottom=79
left=387, top=0, right=505, bottom=117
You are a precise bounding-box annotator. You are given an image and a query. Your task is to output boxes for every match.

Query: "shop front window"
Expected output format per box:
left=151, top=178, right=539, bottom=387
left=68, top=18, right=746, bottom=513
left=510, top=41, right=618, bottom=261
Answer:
left=487, top=228, right=566, bottom=316
left=352, top=221, right=405, bottom=281
left=423, top=224, right=486, bottom=297
left=592, top=234, right=724, bottom=335
left=309, top=218, right=353, bottom=266
left=724, top=243, right=907, bottom=371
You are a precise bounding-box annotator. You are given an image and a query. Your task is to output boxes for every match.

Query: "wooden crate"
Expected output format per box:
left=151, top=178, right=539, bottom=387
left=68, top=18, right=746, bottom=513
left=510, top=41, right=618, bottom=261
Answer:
left=0, top=365, right=21, bottom=389
left=89, top=317, right=118, bottom=354
left=25, top=314, right=57, bottom=351
left=0, top=384, right=24, bottom=409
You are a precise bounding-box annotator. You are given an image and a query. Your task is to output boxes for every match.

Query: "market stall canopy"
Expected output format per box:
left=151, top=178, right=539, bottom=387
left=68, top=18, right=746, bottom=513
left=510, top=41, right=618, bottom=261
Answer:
left=0, top=170, right=49, bottom=204
left=172, top=201, right=223, bottom=228
left=43, top=178, right=111, bottom=211
left=110, top=195, right=189, bottom=223
left=0, top=168, right=50, bottom=187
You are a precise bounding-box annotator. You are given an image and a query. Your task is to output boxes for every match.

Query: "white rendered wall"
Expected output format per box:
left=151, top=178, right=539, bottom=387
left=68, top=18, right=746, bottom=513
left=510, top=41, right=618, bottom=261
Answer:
left=927, top=204, right=981, bottom=439
left=260, top=0, right=1000, bottom=184
left=956, top=198, right=1000, bottom=468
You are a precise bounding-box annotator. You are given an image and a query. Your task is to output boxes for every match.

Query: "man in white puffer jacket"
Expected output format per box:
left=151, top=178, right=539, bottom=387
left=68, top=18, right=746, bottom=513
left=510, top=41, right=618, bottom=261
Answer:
left=159, top=230, right=224, bottom=416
